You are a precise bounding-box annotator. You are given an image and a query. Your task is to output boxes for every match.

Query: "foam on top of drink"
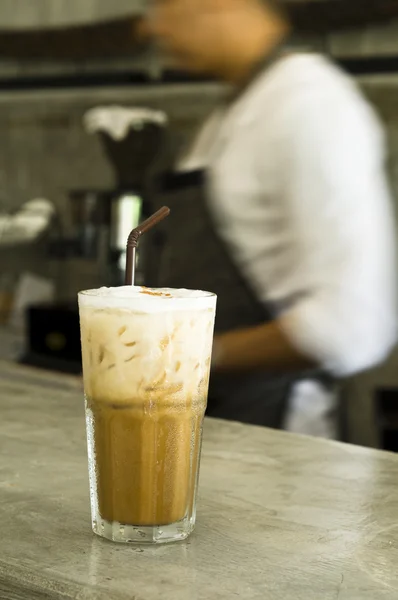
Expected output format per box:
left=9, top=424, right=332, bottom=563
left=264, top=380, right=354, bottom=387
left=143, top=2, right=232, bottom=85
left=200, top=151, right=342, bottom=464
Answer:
left=79, top=286, right=216, bottom=405
left=79, top=286, right=216, bottom=313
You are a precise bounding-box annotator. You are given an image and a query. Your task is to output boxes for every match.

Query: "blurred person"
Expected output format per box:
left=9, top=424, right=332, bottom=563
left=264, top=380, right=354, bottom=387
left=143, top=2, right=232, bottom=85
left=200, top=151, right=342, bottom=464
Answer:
left=147, top=0, right=397, bottom=429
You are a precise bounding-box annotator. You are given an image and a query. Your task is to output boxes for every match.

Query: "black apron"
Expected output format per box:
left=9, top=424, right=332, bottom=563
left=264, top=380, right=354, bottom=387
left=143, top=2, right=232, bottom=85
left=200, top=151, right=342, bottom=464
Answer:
left=145, top=45, right=306, bottom=429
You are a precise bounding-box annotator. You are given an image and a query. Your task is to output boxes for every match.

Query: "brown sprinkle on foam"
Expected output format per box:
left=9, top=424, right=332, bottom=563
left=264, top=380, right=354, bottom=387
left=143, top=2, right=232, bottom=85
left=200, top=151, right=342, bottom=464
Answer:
left=140, top=287, right=172, bottom=298
left=118, top=326, right=127, bottom=337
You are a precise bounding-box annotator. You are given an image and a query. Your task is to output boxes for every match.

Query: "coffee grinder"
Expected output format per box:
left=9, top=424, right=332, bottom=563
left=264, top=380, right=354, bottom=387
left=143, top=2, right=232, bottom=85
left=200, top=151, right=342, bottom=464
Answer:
left=81, top=106, right=169, bottom=286
left=22, top=107, right=168, bottom=374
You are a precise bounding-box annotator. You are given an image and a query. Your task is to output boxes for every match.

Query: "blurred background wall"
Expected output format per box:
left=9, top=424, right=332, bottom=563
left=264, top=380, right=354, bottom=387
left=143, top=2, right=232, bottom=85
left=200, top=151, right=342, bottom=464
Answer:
left=1, top=2, right=398, bottom=221
left=1, top=1, right=398, bottom=448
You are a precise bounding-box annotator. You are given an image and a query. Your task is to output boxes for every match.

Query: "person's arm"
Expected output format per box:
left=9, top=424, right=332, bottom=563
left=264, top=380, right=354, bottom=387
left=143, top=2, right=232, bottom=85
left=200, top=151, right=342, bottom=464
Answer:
left=213, top=78, right=397, bottom=376
left=212, top=320, right=314, bottom=373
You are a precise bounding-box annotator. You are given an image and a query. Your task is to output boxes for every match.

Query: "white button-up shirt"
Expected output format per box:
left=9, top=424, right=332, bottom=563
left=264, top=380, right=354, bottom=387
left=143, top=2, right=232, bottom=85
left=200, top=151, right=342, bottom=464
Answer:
left=179, top=53, right=397, bottom=376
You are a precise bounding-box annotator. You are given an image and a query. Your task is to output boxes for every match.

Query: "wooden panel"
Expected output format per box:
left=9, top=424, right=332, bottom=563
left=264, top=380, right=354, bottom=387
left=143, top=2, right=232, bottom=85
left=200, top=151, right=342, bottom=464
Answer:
left=287, top=0, right=398, bottom=31
left=1, top=1, right=398, bottom=61
left=0, top=17, right=145, bottom=60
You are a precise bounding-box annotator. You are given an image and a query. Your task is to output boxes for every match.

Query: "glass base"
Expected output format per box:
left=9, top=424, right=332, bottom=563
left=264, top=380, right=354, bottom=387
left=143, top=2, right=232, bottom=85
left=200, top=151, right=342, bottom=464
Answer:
left=92, top=515, right=195, bottom=545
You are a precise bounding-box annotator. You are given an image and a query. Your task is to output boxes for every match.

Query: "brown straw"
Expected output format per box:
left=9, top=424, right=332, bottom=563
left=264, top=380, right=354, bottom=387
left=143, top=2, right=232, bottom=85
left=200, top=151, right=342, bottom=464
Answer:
left=125, top=206, right=170, bottom=285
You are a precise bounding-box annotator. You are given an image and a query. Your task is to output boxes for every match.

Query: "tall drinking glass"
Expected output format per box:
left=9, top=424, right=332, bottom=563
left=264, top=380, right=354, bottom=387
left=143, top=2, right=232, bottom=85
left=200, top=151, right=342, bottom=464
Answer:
left=78, top=286, right=216, bottom=544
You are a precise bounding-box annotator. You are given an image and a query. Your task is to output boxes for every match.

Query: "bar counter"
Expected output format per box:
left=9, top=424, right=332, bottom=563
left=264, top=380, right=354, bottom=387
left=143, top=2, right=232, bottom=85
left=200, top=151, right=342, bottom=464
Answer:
left=1, top=360, right=397, bottom=599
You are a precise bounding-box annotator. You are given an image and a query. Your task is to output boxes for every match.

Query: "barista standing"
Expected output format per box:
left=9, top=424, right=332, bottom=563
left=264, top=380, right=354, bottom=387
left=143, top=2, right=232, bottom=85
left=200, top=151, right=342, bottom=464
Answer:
left=147, top=0, right=397, bottom=428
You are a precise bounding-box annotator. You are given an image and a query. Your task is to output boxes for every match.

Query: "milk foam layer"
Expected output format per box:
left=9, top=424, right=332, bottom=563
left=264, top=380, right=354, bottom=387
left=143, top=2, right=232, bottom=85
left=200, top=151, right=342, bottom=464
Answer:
left=79, top=287, right=216, bottom=405
left=79, top=286, right=216, bottom=313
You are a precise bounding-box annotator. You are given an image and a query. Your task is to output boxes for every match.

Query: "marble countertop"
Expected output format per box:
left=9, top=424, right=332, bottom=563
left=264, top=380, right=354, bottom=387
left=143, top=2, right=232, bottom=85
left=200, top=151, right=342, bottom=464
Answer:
left=1, top=359, right=398, bottom=599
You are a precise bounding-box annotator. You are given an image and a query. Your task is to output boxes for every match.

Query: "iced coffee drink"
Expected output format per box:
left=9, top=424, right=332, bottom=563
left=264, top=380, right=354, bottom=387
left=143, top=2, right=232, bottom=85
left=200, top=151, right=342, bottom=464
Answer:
left=78, top=286, right=216, bottom=544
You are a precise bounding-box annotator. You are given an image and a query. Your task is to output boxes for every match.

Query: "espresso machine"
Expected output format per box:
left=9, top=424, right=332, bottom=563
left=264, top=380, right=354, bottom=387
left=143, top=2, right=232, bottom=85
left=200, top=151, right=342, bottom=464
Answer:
left=22, top=107, right=168, bottom=374
left=70, top=106, right=169, bottom=287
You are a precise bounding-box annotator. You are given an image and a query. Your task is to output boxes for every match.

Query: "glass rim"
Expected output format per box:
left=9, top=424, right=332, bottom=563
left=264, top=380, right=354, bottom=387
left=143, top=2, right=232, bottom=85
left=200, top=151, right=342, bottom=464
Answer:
left=78, top=287, right=217, bottom=301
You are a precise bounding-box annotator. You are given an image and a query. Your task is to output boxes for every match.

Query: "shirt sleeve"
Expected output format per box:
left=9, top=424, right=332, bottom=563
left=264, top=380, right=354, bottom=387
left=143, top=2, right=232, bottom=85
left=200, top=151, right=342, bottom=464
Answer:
left=275, top=85, right=397, bottom=376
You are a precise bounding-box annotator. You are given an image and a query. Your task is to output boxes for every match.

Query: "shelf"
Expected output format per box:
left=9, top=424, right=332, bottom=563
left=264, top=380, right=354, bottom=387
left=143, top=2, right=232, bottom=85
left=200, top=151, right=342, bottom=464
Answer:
left=0, top=0, right=144, bottom=30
